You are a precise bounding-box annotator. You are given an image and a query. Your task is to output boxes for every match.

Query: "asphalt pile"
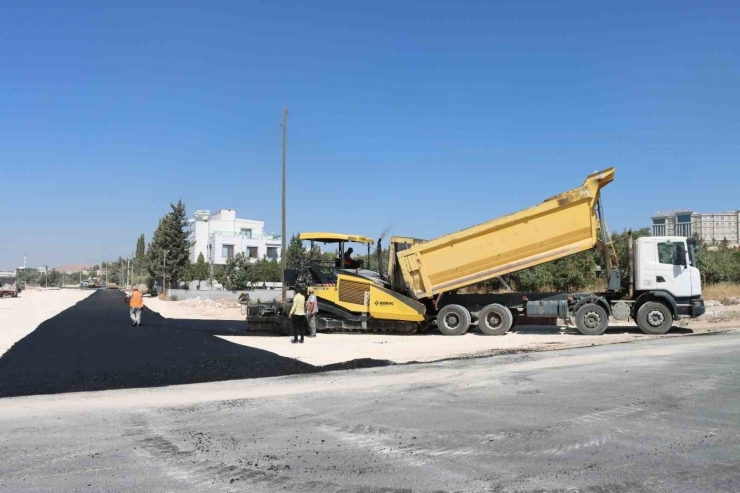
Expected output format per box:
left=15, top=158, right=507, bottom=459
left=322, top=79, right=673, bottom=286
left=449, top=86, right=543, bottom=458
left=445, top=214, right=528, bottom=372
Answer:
left=0, top=290, right=323, bottom=398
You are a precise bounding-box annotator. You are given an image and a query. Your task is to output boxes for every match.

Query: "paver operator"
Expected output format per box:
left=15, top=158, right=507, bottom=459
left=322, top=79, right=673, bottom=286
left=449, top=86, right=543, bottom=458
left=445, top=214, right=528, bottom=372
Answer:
left=127, top=286, right=144, bottom=326
left=343, top=247, right=363, bottom=269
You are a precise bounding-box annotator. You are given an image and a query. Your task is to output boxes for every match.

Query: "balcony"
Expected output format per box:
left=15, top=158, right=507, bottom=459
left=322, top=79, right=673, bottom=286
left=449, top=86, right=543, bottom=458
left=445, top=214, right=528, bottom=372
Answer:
left=211, top=231, right=281, bottom=241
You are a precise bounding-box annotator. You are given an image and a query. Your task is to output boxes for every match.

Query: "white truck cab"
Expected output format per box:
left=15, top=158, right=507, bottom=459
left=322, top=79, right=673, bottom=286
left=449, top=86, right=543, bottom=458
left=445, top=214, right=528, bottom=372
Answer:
left=623, top=235, right=705, bottom=331
left=635, top=236, right=701, bottom=299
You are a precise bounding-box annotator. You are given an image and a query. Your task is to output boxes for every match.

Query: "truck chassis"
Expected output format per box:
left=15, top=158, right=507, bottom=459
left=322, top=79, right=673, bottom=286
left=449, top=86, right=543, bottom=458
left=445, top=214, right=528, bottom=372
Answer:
left=435, top=290, right=705, bottom=336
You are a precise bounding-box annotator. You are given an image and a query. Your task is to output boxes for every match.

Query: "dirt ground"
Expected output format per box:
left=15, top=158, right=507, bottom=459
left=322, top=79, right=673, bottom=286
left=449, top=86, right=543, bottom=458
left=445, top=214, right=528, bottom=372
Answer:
left=145, top=295, right=740, bottom=366
left=145, top=296, right=244, bottom=320
left=0, top=288, right=93, bottom=356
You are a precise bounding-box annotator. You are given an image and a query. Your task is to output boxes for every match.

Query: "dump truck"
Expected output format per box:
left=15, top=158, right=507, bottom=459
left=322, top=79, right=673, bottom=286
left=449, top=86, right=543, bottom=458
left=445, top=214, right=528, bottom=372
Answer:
left=0, top=271, right=20, bottom=298
left=248, top=168, right=705, bottom=335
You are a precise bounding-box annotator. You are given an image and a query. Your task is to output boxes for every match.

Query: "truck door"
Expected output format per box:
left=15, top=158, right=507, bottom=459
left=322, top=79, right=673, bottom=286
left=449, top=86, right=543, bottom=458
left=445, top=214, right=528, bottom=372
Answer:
left=654, top=240, right=692, bottom=298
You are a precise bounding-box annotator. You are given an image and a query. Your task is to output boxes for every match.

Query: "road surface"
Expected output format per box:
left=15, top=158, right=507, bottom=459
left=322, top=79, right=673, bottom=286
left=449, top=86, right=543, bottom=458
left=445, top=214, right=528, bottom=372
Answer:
left=0, top=290, right=385, bottom=398
left=1, top=331, right=738, bottom=492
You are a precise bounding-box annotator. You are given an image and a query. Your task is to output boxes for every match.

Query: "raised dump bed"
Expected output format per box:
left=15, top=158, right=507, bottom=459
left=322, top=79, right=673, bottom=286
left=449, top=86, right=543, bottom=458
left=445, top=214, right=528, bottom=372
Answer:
left=395, top=168, right=615, bottom=299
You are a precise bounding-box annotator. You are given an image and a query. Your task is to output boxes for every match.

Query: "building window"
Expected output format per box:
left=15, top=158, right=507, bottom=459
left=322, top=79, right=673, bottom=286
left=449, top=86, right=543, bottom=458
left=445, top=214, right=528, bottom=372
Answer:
left=222, top=245, right=234, bottom=259
left=247, top=247, right=259, bottom=259
left=240, top=228, right=253, bottom=239
left=675, top=224, right=691, bottom=236
left=652, top=225, right=666, bottom=236
left=266, top=247, right=279, bottom=260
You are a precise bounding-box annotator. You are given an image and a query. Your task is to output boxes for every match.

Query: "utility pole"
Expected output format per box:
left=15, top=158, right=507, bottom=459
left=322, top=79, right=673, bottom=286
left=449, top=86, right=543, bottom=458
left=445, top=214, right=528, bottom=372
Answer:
left=105, top=262, right=108, bottom=285
left=281, top=105, right=288, bottom=302
left=163, top=249, right=168, bottom=296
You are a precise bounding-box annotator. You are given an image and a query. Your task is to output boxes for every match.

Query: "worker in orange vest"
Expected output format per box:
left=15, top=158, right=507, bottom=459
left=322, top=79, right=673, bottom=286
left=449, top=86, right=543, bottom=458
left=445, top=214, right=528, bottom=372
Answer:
left=128, top=286, right=144, bottom=326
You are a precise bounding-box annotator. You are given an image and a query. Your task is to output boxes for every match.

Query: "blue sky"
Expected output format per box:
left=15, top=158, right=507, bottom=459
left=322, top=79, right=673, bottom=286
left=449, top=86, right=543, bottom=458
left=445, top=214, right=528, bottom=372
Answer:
left=1, top=0, right=738, bottom=268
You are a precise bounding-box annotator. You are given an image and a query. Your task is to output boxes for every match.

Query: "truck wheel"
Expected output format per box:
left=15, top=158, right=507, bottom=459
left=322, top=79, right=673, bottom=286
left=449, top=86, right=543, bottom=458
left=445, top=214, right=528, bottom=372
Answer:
left=478, top=304, right=513, bottom=335
left=437, top=304, right=471, bottom=336
left=574, top=303, right=609, bottom=335
left=636, top=302, right=673, bottom=335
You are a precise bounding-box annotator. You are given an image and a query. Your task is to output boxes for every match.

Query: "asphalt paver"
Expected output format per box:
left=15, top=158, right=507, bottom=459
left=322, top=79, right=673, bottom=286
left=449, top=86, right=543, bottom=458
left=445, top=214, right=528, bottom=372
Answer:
left=0, top=290, right=324, bottom=397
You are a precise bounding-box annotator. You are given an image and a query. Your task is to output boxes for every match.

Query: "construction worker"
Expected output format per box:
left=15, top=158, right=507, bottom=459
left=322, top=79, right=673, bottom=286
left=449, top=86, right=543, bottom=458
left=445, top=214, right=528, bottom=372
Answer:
left=343, top=248, right=363, bottom=269
left=127, top=286, right=144, bottom=326
left=288, top=286, right=307, bottom=343
left=306, top=287, right=318, bottom=337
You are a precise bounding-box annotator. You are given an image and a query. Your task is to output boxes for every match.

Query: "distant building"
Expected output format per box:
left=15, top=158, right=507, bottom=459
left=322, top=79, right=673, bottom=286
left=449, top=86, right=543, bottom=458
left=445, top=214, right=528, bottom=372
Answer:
left=37, top=266, right=48, bottom=274
left=651, top=210, right=740, bottom=248
left=188, top=209, right=282, bottom=265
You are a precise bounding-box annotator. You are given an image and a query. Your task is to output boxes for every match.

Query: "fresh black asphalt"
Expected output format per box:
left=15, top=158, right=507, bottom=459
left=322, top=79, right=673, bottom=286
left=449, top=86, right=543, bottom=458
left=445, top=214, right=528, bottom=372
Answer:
left=0, top=290, right=388, bottom=398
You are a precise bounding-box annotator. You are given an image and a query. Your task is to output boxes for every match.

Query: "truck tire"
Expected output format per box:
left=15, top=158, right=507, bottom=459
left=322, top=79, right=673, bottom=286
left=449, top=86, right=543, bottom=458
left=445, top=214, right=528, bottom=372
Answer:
left=636, top=301, right=673, bottom=335
left=478, top=303, right=513, bottom=335
left=574, top=303, right=609, bottom=335
left=437, top=304, right=471, bottom=336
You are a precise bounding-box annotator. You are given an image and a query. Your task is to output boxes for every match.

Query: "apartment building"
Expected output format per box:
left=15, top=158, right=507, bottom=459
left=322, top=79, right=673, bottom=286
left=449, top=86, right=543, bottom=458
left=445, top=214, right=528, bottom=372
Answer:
left=651, top=210, right=740, bottom=248
left=189, top=209, right=281, bottom=265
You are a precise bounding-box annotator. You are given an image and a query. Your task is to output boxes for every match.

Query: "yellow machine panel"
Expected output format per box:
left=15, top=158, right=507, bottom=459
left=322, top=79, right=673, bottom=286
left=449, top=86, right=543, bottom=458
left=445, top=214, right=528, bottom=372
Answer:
left=396, top=168, right=615, bottom=299
left=313, top=272, right=426, bottom=322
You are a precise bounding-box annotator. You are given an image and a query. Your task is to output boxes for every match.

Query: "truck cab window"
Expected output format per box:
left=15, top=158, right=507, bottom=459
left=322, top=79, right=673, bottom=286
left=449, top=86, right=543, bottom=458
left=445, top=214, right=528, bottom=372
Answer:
left=657, top=242, right=686, bottom=266
left=657, top=242, right=678, bottom=265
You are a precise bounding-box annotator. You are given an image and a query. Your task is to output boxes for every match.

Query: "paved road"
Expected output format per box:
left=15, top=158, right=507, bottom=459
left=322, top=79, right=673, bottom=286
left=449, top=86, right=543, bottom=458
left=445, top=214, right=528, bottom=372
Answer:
left=1, top=331, right=738, bottom=492
left=0, top=290, right=318, bottom=397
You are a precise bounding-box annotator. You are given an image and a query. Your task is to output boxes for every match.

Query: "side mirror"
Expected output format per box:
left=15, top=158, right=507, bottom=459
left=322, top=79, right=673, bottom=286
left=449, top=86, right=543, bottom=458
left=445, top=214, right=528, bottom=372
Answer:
left=676, top=246, right=687, bottom=267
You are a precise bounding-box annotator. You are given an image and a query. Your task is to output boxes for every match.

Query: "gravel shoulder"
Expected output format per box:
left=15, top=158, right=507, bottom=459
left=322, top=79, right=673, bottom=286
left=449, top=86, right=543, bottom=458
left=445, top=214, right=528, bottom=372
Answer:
left=0, top=288, right=93, bottom=356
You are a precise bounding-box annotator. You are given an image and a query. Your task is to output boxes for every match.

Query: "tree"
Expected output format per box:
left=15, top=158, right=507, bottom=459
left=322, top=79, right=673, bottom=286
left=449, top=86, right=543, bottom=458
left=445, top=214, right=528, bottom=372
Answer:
left=146, top=275, right=156, bottom=294
left=51, top=269, right=62, bottom=287
left=221, top=253, right=257, bottom=290
left=609, top=228, right=651, bottom=281
left=136, top=234, right=146, bottom=259
left=146, top=200, right=191, bottom=290
left=697, top=244, right=740, bottom=284
left=367, top=247, right=390, bottom=274
left=192, top=253, right=208, bottom=289
left=267, top=258, right=282, bottom=282
left=212, top=264, right=225, bottom=286
left=285, top=234, right=308, bottom=270
left=104, top=258, right=121, bottom=284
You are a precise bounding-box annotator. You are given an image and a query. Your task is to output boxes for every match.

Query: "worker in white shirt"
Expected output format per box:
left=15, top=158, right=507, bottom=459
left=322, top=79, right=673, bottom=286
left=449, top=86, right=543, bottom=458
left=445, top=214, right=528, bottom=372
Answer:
left=306, top=287, right=318, bottom=337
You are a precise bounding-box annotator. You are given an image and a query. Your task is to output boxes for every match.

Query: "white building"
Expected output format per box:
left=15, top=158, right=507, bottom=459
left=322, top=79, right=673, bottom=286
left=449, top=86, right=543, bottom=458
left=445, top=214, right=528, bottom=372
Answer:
left=189, top=209, right=282, bottom=265
left=651, top=210, right=740, bottom=248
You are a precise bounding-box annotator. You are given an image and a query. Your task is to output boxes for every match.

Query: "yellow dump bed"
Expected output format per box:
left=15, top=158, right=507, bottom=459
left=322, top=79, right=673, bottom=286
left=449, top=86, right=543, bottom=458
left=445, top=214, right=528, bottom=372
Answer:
left=396, top=168, right=615, bottom=299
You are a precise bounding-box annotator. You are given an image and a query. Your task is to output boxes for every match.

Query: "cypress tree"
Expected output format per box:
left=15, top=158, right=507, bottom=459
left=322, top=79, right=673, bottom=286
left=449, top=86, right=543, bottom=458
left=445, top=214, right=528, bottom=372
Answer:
left=147, top=200, right=190, bottom=288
